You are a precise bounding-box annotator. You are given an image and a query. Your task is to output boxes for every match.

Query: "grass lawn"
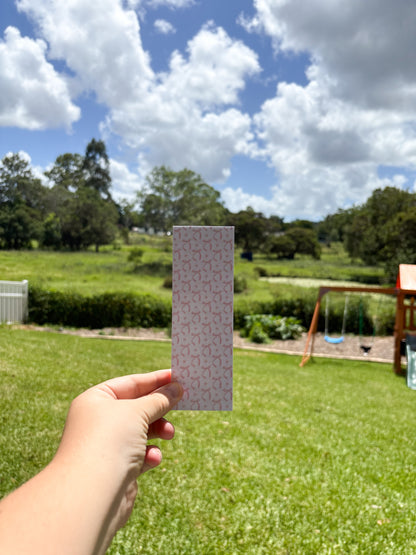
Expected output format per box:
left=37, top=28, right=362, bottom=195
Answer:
left=1, top=328, right=416, bottom=553
left=0, top=241, right=385, bottom=300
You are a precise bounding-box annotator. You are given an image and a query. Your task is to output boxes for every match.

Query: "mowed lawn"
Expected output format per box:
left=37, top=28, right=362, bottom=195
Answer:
left=1, top=328, right=416, bottom=554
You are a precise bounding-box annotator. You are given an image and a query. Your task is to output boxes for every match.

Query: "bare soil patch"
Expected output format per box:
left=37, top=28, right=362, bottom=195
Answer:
left=17, top=325, right=395, bottom=364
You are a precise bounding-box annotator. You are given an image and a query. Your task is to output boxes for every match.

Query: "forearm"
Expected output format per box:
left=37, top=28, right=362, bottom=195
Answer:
left=0, top=455, right=127, bottom=555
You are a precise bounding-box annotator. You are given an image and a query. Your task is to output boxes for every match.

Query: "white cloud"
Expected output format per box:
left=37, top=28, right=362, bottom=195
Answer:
left=16, top=2, right=260, bottom=185
left=109, top=158, right=144, bottom=200
left=147, top=0, right=195, bottom=8
left=17, top=0, right=155, bottom=106
left=230, top=0, right=416, bottom=219
left=0, top=26, right=80, bottom=130
left=154, top=19, right=176, bottom=34
left=14, top=0, right=416, bottom=220
left=220, top=186, right=273, bottom=215
left=106, top=24, right=260, bottom=182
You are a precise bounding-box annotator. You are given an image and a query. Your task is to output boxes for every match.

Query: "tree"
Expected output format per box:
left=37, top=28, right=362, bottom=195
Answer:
left=138, top=166, right=226, bottom=231
left=266, top=228, right=321, bottom=260
left=0, top=153, right=46, bottom=212
left=286, top=227, right=321, bottom=259
left=82, top=139, right=112, bottom=200
left=266, top=234, right=297, bottom=259
left=0, top=153, right=44, bottom=248
left=40, top=213, right=62, bottom=250
left=382, top=210, right=416, bottom=282
left=317, top=209, right=354, bottom=244
left=344, top=187, right=416, bottom=264
left=44, top=153, right=85, bottom=192
left=61, top=188, right=118, bottom=252
left=226, top=207, right=269, bottom=253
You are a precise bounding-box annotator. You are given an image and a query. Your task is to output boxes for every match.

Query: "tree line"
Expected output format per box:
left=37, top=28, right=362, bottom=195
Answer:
left=0, top=139, right=321, bottom=259
left=1, top=138, right=415, bottom=279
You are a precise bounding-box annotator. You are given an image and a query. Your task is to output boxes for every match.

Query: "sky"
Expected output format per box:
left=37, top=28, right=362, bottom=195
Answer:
left=1, top=0, right=416, bottom=222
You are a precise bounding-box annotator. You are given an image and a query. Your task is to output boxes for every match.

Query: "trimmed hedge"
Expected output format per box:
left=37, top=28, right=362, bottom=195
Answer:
left=28, top=285, right=395, bottom=335
left=28, top=286, right=171, bottom=329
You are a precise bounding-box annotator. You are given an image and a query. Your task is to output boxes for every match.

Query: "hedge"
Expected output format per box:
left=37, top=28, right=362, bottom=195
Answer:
left=28, top=286, right=171, bottom=329
left=28, top=285, right=395, bottom=335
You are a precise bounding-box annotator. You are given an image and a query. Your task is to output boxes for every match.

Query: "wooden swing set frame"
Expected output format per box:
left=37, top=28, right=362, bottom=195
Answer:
left=300, top=265, right=416, bottom=374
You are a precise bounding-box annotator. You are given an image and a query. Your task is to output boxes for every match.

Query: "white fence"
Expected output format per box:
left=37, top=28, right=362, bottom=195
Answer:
left=0, top=280, right=28, bottom=324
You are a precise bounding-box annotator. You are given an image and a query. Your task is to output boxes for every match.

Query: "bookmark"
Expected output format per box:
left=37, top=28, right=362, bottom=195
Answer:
left=171, top=226, right=234, bottom=410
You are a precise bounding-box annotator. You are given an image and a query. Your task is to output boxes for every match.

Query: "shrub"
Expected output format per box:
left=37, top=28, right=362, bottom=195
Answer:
left=132, top=260, right=172, bottom=276
left=28, top=285, right=171, bottom=329
left=248, top=321, right=269, bottom=344
left=127, top=247, right=144, bottom=263
left=162, top=275, right=172, bottom=289
left=241, top=314, right=304, bottom=343
left=254, top=266, right=268, bottom=277
left=234, top=275, right=247, bottom=293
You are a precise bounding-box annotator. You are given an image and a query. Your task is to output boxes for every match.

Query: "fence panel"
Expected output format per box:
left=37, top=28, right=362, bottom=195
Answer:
left=0, top=280, right=28, bottom=324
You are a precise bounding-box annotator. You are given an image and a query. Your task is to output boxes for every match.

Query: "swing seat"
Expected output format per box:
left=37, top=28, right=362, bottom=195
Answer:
left=360, top=345, right=372, bottom=355
left=324, top=335, right=344, bottom=344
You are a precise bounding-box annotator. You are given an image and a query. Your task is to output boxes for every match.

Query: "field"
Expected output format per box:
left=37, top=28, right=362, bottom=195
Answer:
left=0, top=239, right=386, bottom=303
left=1, top=328, right=416, bottom=554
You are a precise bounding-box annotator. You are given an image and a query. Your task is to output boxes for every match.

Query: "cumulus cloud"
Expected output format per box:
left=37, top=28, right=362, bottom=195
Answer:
left=16, top=1, right=260, bottom=185
left=154, top=19, right=176, bottom=34
left=220, top=186, right=273, bottom=215
left=147, top=0, right=195, bottom=8
left=234, top=0, right=416, bottom=219
left=17, top=0, right=155, bottom=106
left=105, top=24, right=260, bottom=181
left=109, top=158, right=144, bottom=199
left=11, top=0, right=416, bottom=220
left=0, top=26, right=80, bottom=130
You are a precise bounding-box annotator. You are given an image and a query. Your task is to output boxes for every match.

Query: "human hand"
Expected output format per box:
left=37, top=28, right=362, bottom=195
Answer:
left=53, top=369, right=183, bottom=552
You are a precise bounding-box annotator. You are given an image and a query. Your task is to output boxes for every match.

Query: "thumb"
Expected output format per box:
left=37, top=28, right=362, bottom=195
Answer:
left=137, top=381, right=183, bottom=425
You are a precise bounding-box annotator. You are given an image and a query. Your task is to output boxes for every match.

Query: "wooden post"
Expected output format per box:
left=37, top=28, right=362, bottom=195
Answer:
left=300, top=287, right=328, bottom=367
left=393, top=291, right=405, bottom=375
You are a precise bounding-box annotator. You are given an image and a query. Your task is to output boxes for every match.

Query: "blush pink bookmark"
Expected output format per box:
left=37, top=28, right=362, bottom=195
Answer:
left=171, top=226, right=234, bottom=410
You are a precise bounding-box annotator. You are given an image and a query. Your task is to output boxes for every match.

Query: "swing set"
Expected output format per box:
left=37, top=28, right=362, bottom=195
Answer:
left=300, top=265, right=416, bottom=375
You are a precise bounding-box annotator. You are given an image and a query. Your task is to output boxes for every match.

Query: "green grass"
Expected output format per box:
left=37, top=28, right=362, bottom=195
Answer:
left=0, top=247, right=173, bottom=298
left=1, top=328, right=416, bottom=554
left=0, top=242, right=387, bottom=327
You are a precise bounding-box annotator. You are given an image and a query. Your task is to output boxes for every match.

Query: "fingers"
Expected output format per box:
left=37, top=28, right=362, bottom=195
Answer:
left=148, top=418, right=175, bottom=440
left=96, top=370, right=173, bottom=400
left=136, top=381, right=183, bottom=425
left=141, top=445, right=163, bottom=473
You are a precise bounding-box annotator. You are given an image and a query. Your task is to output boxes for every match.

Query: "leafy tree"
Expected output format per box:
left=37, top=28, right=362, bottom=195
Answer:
left=286, top=219, right=315, bottom=230
left=61, top=188, right=118, bottom=252
left=344, top=187, right=416, bottom=264
left=138, top=166, right=225, bottom=231
left=317, top=209, right=354, bottom=243
left=226, top=207, right=269, bottom=253
left=82, top=138, right=112, bottom=200
left=40, top=213, right=63, bottom=250
left=266, top=228, right=321, bottom=260
left=0, top=153, right=45, bottom=248
left=266, top=234, right=297, bottom=259
left=0, top=153, right=46, bottom=212
left=286, top=227, right=321, bottom=259
left=0, top=203, right=40, bottom=249
left=382, top=210, right=416, bottom=282
left=44, top=153, right=85, bottom=191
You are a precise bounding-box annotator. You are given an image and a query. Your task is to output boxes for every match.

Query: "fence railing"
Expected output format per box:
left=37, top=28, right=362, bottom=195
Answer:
left=0, top=280, right=29, bottom=324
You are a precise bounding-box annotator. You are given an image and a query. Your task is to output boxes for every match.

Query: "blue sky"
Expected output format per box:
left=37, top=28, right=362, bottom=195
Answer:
left=1, top=0, right=416, bottom=221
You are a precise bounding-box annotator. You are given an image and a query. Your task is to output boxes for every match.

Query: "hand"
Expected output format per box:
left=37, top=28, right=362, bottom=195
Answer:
left=0, top=370, right=183, bottom=555
left=54, top=369, right=183, bottom=548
